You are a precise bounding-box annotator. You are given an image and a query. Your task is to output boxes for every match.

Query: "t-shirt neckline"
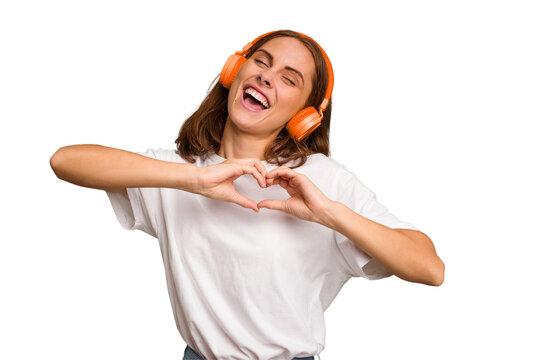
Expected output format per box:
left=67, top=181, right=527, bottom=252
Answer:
left=207, top=151, right=275, bottom=167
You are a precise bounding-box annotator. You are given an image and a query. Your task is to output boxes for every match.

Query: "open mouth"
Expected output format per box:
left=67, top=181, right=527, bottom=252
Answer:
left=242, top=86, right=270, bottom=111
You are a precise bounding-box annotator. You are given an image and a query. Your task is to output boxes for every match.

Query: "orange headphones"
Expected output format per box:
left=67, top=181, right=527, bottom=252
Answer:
left=219, top=31, right=334, bottom=142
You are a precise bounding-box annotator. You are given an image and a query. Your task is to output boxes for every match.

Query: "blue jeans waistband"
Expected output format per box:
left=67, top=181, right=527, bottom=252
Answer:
left=183, top=345, right=315, bottom=360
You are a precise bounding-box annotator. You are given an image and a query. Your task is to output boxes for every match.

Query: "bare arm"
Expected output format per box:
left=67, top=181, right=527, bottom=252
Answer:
left=321, top=202, right=444, bottom=286
left=259, top=166, right=445, bottom=286
left=49, top=144, right=199, bottom=195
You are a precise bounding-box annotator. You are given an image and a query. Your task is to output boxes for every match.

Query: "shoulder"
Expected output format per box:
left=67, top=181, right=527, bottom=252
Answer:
left=301, top=153, right=355, bottom=177
left=304, top=155, right=376, bottom=209
left=294, top=153, right=359, bottom=188
left=300, top=152, right=340, bottom=169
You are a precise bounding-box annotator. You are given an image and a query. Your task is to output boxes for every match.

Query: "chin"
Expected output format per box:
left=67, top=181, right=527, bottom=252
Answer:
left=230, top=115, right=263, bottom=134
left=228, top=99, right=261, bottom=126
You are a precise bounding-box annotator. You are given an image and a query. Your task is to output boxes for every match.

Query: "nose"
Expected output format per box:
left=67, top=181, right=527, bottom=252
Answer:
left=257, top=70, right=273, bottom=88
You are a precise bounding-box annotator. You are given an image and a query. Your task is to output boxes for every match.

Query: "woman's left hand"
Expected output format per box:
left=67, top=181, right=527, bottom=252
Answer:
left=257, top=166, right=335, bottom=225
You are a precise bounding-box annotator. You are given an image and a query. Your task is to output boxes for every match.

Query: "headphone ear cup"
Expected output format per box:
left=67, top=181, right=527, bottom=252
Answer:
left=286, top=106, right=321, bottom=142
left=219, top=54, right=247, bottom=89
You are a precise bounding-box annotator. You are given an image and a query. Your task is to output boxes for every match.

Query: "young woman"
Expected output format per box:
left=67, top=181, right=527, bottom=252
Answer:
left=50, top=30, right=444, bottom=360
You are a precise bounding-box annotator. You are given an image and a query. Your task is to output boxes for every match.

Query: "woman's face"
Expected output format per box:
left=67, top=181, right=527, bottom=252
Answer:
left=227, top=36, right=316, bottom=138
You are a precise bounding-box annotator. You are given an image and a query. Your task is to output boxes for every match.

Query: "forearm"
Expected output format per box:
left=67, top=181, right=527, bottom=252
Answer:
left=321, top=201, right=444, bottom=286
left=50, top=144, right=198, bottom=191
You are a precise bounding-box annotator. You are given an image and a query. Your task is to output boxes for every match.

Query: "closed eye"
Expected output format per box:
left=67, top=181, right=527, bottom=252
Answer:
left=284, top=77, right=295, bottom=86
left=255, top=59, right=268, bottom=67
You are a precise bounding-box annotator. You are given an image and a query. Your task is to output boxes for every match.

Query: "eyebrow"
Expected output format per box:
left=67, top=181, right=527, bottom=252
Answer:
left=255, top=49, right=305, bottom=85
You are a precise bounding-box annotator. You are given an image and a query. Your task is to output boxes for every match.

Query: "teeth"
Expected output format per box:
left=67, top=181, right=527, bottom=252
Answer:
left=245, top=88, right=269, bottom=108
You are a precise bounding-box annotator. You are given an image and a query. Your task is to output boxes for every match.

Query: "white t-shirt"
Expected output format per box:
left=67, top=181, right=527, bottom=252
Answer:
left=106, top=149, right=418, bottom=360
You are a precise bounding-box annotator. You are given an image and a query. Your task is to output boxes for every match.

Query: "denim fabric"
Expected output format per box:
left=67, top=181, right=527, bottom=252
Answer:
left=183, top=345, right=315, bottom=360
left=183, top=345, right=206, bottom=360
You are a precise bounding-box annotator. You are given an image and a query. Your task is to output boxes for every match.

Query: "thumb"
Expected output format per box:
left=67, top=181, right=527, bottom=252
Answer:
left=258, top=199, right=286, bottom=212
left=230, top=191, right=260, bottom=213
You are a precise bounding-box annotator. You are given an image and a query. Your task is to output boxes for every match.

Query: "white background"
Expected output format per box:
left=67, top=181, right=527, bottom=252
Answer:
left=1, top=0, right=539, bottom=359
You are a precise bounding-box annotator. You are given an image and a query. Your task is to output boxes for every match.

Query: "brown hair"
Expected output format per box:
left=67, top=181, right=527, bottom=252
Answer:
left=174, top=30, right=332, bottom=169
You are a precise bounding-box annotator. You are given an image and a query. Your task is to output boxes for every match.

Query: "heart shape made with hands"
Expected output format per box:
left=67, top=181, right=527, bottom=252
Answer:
left=234, top=165, right=333, bottom=225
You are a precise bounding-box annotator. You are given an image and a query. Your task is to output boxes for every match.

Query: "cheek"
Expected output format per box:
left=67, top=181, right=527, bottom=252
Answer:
left=302, top=84, right=314, bottom=106
left=231, top=63, right=249, bottom=86
left=227, top=64, right=245, bottom=100
left=283, top=89, right=310, bottom=113
left=228, top=85, right=237, bottom=104
left=228, top=78, right=243, bottom=107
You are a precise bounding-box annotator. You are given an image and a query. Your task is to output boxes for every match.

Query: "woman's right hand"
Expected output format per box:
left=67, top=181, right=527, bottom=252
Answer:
left=192, top=158, right=268, bottom=212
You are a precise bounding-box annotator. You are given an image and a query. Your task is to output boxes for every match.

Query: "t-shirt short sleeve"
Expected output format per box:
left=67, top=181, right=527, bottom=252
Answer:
left=105, top=148, right=169, bottom=239
left=332, top=164, right=419, bottom=280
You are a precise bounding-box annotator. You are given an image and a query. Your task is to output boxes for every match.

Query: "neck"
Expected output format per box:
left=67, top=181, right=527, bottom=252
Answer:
left=217, top=117, right=281, bottom=161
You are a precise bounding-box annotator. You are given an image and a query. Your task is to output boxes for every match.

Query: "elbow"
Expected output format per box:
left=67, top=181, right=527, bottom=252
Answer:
left=50, top=145, right=77, bottom=180
left=428, top=257, right=445, bottom=287
left=50, top=146, right=67, bottom=179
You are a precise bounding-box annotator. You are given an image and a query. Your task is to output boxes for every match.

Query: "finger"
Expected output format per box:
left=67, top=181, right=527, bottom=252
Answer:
left=237, top=165, right=260, bottom=185
left=266, top=166, right=296, bottom=181
left=237, top=165, right=267, bottom=189
left=276, top=177, right=290, bottom=189
left=249, top=161, right=268, bottom=187
left=229, top=191, right=260, bottom=213
left=265, top=174, right=288, bottom=187
left=252, top=161, right=268, bottom=183
left=258, top=199, right=286, bottom=212
left=230, top=158, right=268, bottom=185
